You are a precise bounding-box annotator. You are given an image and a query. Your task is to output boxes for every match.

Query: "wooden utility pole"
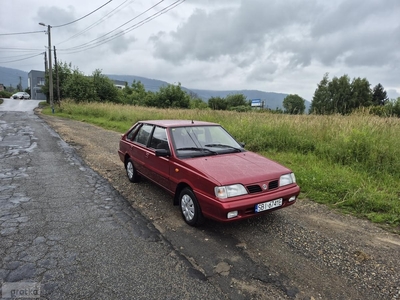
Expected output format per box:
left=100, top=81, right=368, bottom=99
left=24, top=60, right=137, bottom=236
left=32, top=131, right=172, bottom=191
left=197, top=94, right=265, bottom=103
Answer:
left=54, top=46, right=60, bottom=105
left=44, top=52, right=48, bottom=73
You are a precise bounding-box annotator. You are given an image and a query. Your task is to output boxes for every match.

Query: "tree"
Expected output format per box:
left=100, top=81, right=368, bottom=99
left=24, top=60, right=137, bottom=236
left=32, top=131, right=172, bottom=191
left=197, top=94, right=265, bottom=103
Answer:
left=208, top=96, right=227, bottom=110
left=328, top=75, right=352, bottom=114
left=283, top=94, right=305, bottom=114
left=372, top=83, right=388, bottom=106
left=190, top=98, right=208, bottom=109
left=92, top=69, right=119, bottom=102
left=225, top=94, right=248, bottom=109
left=146, top=83, right=190, bottom=108
left=188, top=92, right=208, bottom=109
left=310, top=73, right=331, bottom=114
left=63, top=68, right=95, bottom=102
left=350, top=77, right=372, bottom=109
left=42, top=61, right=72, bottom=102
left=121, top=80, right=148, bottom=105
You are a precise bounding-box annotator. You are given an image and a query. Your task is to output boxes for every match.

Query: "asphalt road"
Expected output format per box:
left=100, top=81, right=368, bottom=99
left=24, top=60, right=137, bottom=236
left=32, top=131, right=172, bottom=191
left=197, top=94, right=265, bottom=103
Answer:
left=0, top=100, right=226, bottom=299
left=0, top=98, right=42, bottom=112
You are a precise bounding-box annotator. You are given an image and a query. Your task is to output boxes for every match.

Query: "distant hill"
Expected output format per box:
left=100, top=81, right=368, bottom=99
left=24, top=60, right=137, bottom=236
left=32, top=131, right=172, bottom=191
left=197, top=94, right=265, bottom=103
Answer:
left=106, top=74, right=311, bottom=110
left=0, top=67, right=310, bottom=110
left=0, top=66, right=29, bottom=89
left=189, top=89, right=290, bottom=110
left=106, top=74, right=170, bottom=93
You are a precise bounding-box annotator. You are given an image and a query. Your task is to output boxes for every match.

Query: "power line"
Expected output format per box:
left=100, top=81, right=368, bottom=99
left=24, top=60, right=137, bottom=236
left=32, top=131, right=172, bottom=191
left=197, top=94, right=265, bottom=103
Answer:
left=59, top=0, right=185, bottom=55
left=57, top=0, right=135, bottom=45
left=59, top=0, right=165, bottom=51
left=0, top=47, right=45, bottom=52
left=0, top=30, right=45, bottom=36
left=0, top=1, right=112, bottom=37
left=0, top=53, right=44, bottom=59
left=52, top=0, right=113, bottom=28
left=0, top=52, right=44, bottom=64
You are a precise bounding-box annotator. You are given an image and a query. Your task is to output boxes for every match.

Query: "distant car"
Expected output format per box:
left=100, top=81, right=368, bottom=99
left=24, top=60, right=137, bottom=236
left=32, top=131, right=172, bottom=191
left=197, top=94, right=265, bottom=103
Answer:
left=118, top=120, right=300, bottom=226
left=11, top=92, right=30, bottom=99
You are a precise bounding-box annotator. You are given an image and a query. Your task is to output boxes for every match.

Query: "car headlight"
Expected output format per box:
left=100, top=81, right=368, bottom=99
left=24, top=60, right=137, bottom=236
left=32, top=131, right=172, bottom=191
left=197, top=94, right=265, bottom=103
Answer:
left=215, top=184, right=248, bottom=199
left=279, top=173, right=296, bottom=187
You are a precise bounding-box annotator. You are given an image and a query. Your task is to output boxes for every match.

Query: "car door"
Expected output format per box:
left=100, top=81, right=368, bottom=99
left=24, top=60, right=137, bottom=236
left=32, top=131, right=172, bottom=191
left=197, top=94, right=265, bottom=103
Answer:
left=146, top=126, right=172, bottom=192
left=130, top=124, right=154, bottom=177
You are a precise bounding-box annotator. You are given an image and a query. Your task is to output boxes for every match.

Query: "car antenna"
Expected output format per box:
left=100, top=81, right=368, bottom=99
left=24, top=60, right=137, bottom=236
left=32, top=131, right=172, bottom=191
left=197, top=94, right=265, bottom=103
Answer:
left=191, top=120, right=194, bottom=124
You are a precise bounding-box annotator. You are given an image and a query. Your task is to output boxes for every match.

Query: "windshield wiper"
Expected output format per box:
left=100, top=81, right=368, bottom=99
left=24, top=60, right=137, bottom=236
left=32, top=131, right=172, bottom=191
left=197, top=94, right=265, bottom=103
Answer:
left=204, top=144, right=242, bottom=152
left=176, top=147, right=218, bottom=155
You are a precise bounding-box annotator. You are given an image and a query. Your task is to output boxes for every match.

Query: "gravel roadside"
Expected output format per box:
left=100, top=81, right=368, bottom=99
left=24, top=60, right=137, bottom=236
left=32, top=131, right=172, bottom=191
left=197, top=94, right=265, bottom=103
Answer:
left=38, top=112, right=400, bottom=300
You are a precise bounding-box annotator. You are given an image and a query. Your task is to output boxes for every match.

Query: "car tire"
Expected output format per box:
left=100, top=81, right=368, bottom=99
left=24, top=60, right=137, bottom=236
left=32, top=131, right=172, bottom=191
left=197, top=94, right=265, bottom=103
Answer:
left=179, top=187, right=205, bottom=226
left=125, top=158, right=140, bottom=183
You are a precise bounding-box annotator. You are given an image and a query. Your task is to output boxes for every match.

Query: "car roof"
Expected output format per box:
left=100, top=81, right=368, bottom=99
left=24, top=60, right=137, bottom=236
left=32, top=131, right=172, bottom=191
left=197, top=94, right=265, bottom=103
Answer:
left=139, top=120, right=219, bottom=127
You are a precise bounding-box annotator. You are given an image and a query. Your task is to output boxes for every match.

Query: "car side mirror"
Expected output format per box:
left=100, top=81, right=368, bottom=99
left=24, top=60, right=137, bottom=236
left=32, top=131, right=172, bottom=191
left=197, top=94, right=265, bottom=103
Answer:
left=155, top=149, right=170, bottom=157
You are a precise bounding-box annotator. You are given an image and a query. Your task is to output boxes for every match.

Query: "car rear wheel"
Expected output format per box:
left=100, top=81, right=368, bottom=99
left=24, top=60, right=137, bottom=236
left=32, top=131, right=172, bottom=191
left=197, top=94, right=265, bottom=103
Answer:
left=126, top=158, right=140, bottom=183
left=179, top=187, right=204, bottom=226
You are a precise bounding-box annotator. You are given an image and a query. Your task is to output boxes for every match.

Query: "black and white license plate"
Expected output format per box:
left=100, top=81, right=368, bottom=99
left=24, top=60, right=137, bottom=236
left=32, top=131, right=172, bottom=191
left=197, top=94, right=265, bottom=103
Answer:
left=255, top=198, right=283, bottom=213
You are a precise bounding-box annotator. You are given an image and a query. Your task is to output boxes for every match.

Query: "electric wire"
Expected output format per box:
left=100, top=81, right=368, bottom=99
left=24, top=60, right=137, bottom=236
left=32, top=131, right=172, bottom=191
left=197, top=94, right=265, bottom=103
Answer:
left=0, top=52, right=44, bottom=64
left=0, top=0, right=185, bottom=66
left=52, top=0, right=113, bottom=28
left=57, top=0, right=135, bottom=45
left=0, top=30, right=46, bottom=36
left=0, top=52, right=44, bottom=59
left=59, top=0, right=165, bottom=51
left=59, top=0, right=185, bottom=54
left=0, top=47, right=45, bottom=52
left=0, top=0, right=112, bottom=37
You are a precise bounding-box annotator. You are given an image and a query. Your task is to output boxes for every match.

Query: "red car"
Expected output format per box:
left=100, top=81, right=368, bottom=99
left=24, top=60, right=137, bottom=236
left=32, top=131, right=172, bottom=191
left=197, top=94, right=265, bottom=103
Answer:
left=118, top=120, right=300, bottom=226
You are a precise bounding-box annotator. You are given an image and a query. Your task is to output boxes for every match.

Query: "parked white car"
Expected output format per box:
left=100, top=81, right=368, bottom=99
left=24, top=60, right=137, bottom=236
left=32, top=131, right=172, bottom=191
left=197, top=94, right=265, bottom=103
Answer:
left=11, top=92, right=30, bottom=99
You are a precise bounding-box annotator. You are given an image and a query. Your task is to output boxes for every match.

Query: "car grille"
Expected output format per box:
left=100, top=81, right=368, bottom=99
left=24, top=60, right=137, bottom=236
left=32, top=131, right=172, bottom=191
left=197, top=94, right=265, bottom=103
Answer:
left=246, top=180, right=279, bottom=194
left=268, top=180, right=279, bottom=190
left=247, top=185, right=262, bottom=193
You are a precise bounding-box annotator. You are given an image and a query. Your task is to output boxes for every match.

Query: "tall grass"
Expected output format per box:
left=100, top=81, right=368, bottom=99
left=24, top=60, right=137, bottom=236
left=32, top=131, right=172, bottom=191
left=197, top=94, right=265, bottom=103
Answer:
left=44, top=101, right=400, bottom=229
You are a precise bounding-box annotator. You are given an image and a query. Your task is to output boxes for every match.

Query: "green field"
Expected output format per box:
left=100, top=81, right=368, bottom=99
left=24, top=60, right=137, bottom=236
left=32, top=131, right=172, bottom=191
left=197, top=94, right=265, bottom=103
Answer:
left=42, top=101, right=400, bottom=232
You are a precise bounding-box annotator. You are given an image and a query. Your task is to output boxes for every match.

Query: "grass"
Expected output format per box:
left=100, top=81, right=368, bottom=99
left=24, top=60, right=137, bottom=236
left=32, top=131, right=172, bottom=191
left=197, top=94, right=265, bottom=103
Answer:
left=42, top=101, right=400, bottom=231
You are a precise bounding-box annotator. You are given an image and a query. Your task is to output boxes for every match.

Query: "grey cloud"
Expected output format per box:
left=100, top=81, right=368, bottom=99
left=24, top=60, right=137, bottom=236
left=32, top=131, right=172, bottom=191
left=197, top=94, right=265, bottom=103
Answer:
left=247, top=61, right=279, bottom=82
left=151, top=0, right=315, bottom=64
left=109, top=33, right=136, bottom=55
left=311, top=0, right=399, bottom=38
left=387, top=89, right=400, bottom=99
left=35, top=6, right=78, bottom=28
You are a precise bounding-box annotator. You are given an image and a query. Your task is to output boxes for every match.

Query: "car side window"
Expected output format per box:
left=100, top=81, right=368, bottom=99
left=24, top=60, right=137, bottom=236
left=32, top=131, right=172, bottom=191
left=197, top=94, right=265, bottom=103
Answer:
left=127, top=124, right=141, bottom=141
left=149, top=127, right=169, bottom=150
left=133, top=124, right=153, bottom=146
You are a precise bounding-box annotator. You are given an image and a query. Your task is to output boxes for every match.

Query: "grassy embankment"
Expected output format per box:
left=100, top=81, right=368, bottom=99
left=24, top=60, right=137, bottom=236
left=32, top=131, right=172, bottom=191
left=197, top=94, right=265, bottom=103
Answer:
left=42, top=101, right=400, bottom=231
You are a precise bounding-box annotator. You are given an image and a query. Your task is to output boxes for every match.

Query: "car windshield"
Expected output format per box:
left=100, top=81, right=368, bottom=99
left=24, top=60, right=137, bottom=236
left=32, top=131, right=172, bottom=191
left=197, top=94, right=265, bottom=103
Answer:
left=171, top=125, right=243, bottom=158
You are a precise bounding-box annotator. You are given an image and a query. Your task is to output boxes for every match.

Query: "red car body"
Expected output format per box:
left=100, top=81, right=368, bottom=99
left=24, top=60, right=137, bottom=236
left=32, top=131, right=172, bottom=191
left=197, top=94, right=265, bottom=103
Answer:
left=118, top=120, right=300, bottom=226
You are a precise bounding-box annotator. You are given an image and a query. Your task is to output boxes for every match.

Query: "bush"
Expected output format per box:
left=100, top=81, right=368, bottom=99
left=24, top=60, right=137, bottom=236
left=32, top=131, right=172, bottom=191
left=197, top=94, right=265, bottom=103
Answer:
left=0, top=90, right=12, bottom=98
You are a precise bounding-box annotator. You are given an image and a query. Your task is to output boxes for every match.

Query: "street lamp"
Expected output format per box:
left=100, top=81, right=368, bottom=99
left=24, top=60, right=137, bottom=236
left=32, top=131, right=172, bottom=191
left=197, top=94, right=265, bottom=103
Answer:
left=39, top=22, right=54, bottom=113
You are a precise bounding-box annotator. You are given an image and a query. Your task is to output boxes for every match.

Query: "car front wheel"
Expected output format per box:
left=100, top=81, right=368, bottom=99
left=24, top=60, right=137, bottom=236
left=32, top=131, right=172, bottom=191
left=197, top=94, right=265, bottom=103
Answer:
left=179, top=187, right=204, bottom=226
left=126, top=158, right=140, bottom=183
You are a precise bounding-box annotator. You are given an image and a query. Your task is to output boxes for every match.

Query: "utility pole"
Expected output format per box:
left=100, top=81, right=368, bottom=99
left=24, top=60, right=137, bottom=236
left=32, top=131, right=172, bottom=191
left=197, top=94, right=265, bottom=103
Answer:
left=47, top=25, right=54, bottom=113
left=54, top=46, right=60, bottom=104
left=39, top=22, right=54, bottom=113
left=44, top=52, right=48, bottom=73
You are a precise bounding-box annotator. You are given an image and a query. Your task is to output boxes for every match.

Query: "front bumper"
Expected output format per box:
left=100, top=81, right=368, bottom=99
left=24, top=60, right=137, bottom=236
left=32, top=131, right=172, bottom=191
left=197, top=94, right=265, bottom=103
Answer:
left=197, top=184, right=300, bottom=222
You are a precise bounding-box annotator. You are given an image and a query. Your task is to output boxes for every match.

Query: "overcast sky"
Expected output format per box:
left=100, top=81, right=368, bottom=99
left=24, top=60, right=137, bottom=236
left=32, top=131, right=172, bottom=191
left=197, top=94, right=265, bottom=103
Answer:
left=1, top=0, right=399, bottom=100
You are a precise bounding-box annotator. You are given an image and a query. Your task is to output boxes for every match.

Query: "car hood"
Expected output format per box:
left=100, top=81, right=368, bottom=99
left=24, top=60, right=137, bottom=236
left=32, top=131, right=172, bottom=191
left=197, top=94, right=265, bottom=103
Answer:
left=183, top=151, right=292, bottom=185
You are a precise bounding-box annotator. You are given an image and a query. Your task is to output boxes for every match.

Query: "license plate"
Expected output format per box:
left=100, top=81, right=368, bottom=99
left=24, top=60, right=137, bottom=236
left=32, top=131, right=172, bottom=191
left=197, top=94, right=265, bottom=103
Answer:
left=255, top=198, right=282, bottom=213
